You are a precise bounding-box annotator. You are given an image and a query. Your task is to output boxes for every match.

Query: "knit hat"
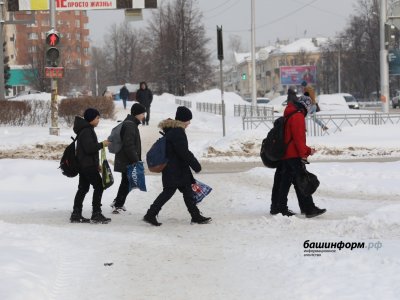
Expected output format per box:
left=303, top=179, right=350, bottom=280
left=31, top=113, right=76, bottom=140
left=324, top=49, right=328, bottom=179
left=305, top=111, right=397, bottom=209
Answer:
left=296, top=95, right=312, bottom=112
left=83, top=108, right=100, bottom=122
left=175, top=106, right=193, bottom=122
left=131, top=103, right=146, bottom=116
left=301, top=80, right=308, bottom=87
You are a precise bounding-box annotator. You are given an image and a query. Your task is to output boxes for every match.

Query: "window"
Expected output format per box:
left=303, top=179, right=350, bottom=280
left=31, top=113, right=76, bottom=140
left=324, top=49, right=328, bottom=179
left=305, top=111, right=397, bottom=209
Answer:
left=41, top=32, right=46, bottom=39
left=77, top=58, right=81, bottom=65
left=84, top=60, right=90, bottom=66
left=66, top=33, right=71, bottom=39
left=83, top=48, right=89, bottom=55
left=75, top=11, right=80, bottom=16
left=75, top=20, right=80, bottom=27
left=41, top=20, right=49, bottom=26
left=28, top=46, right=37, bottom=53
left=28, top=33, right=38, bottom=40
left=76, top=46, right=81, bottom=52
left=57, top=20, right=63, bottom=25
left=76, top=33, right=81, bottom=40
left=26, top=21, right=37, bottom=27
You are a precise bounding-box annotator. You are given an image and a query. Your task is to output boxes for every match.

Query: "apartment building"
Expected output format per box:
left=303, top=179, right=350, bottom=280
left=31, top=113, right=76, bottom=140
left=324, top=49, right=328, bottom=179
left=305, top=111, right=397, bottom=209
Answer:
left=5, top=10, right=90, bottom=95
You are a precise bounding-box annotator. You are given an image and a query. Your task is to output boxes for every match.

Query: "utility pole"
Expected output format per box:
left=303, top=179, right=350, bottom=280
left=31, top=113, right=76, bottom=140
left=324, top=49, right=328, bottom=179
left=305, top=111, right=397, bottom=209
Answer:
left=250, top=0, right=257, bottom=106
left=338, top=42, right=341, bottom=93
left=380, top=0, right=390, bottom=113
left=49, top=0, right=59, bottom=135
left=217, top=26, right=226, bottom=137
left=0, top=1, right=6, bottom=99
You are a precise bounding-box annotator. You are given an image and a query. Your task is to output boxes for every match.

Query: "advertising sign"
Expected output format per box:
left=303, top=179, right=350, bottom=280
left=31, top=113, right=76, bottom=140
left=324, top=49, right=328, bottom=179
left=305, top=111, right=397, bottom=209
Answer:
left=280, top=65, right=317, bottom=85
left=389, top=50, right=400, bottom=75
left=8, top=0, right=157, bottom=11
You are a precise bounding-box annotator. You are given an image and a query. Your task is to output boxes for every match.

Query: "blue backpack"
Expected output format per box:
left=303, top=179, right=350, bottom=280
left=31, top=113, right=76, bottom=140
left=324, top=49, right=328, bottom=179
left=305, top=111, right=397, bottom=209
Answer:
left=146, top=132, right=168, bottom=172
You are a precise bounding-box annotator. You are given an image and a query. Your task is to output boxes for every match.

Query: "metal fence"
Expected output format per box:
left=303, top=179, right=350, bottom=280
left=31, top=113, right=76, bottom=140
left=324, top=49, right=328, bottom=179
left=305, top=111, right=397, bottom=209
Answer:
left=196, top=102, right=224, bottom=115
left=243, top=112, right=400, bottom=136
left=175, top=98, right=192, bottom=108
left=234, top=104, right=274, bottom=117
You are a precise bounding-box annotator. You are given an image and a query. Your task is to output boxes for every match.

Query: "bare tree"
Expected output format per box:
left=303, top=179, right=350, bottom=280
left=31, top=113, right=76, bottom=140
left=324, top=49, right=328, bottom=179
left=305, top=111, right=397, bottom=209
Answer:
left=145, top=0, right=212, bottom=95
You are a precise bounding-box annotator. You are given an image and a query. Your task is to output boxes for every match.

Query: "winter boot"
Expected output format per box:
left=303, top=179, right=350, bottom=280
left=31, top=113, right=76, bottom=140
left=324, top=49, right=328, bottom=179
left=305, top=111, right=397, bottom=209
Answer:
left=280, top=209, right=296, bottom=217
left=90, top=212, right=111, bottom=224
left=70, top=211, right=90, bottom=223
left=143, top=212, right=162, bottom=226
left=191, top=214, right=212, bottom=224
left=306, top=207, right=326, bottom=218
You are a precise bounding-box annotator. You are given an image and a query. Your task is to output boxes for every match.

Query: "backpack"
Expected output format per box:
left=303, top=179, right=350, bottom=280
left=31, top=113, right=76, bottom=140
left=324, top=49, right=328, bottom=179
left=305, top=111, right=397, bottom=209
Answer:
left=146, top=132, right=168, bottom=173
left=260, top=110, right=299, bottom=168
left=59, top=136, right=79, bottom=177
left=108, top=120, right=133, bottom=154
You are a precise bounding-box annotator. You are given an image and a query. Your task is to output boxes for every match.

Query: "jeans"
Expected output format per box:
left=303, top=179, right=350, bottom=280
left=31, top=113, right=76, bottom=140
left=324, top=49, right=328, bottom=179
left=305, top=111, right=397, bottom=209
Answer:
left=309, top=104, right=326, bottom=128
left=73, top=167, right=103, bottom=213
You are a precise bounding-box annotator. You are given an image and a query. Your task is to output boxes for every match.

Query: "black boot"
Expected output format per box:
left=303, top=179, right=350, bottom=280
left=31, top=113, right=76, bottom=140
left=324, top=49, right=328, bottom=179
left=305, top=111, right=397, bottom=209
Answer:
left=90, top=211, right=111, bottom=224
left=280, top=209, right=296, bottom=217
left=143, top=212, right=162, bottom=226
left=306, top=207, right=326, bottom=218
left=191, top=214, right=212, bottom=224
left=70, top=210, right=90, bottom=223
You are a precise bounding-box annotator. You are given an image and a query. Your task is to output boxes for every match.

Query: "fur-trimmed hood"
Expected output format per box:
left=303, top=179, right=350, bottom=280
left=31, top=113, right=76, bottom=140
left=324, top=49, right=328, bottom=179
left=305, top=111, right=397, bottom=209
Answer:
left=158, top=118, right=186, bottom=131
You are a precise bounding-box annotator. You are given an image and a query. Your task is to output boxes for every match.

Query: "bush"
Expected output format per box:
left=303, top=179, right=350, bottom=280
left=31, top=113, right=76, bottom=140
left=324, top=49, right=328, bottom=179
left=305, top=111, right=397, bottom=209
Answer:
left=0, top=100, right=31, bottom=125
left=59, top=96, right=115, bottom=126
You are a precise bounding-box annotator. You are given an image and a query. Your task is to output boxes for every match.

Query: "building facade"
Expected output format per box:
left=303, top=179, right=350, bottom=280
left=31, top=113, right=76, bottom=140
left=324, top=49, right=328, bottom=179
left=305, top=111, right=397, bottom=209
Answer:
left=4, top=10, right=90, bottom=95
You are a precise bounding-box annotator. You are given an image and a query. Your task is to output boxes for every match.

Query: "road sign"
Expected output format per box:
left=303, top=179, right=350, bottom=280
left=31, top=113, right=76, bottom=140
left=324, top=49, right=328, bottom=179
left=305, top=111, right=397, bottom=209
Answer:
left=45, top=67, right=64, bottom=79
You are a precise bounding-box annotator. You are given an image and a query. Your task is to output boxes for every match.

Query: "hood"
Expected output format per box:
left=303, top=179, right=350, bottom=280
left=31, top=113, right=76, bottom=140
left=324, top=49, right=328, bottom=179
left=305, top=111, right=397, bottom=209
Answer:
left=158, top=118, right=186, bottom=131
left=124, top=114, right=141, bottom=125
left=73, top=116, right=92, bottom=134
left=284, top=101, right=306, bottom=117
left=140, top=81, right=148, bottom=89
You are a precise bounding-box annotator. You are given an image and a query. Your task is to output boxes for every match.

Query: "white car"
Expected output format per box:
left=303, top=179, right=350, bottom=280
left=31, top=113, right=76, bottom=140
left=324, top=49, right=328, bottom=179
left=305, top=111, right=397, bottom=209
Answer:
left=317, top=94, right=351, bottom=111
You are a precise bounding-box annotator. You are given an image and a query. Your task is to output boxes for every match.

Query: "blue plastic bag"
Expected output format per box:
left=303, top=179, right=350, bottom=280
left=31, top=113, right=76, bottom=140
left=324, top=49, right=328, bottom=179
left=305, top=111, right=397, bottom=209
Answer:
left=127, top=162, right=147, bottom=192
left=192, top=180, right=212, bottom=204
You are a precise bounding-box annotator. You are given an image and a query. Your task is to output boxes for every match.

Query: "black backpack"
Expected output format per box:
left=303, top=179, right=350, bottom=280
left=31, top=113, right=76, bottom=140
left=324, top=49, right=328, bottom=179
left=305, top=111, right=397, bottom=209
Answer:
left=260, top=110, right=299, bottom=168
left=59, top=136, right=79, bottom=177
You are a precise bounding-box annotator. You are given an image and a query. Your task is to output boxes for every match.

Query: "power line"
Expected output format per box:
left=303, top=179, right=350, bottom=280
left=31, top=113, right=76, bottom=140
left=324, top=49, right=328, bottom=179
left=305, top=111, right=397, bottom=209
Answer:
left=203, top=0, right=241, bottom=20
left=289, top=0, right=348, bottom=19
left=202, top=0, right=235, bottom=14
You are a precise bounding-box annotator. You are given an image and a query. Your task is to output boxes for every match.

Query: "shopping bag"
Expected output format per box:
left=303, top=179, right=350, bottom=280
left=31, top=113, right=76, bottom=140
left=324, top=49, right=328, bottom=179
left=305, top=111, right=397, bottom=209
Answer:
left=192, top=180, right=212, bottom=204
left=101, top=147, right=114, bottom=189
left=127, top=162, right=147, bottom=192
left=295, top=168, right=320, bottom=197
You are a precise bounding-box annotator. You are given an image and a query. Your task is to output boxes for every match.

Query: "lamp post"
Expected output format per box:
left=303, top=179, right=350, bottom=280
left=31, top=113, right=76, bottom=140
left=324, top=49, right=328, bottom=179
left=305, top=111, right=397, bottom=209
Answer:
left=250, top=0, right=257, bottom=106
left=380, top=0, right=390, bottom=113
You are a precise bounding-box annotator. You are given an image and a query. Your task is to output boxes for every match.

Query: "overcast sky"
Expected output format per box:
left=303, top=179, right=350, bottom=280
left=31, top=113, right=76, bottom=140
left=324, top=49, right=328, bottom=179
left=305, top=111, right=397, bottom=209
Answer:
left=87, top=0, right=360, bottom=54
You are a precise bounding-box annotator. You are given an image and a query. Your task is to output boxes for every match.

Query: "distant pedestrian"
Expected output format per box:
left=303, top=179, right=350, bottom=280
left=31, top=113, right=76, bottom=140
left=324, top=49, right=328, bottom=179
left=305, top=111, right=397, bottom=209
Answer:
left=103, top=88, right=113, bottom=100
left=111, top=103, right=146, bottom=214
left=136, top=81, right=153, bottom=125
left=275, top=94, right=326, bottom=218
left=71, top=108, right=111, bottom=224
left=119, top=85, right=130, bottom=110
left=301, top=81, right=328, bottom=131
left=143, top=106, right=211, bottom=226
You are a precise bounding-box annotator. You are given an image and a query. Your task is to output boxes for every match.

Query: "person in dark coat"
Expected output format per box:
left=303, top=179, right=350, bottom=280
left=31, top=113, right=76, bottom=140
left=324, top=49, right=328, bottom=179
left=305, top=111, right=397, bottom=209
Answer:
left=136, top=81, right=153, bottom=125
left=143, top=106, right=211, bottom=226
left=71, top=108, right=111, bottom=224
left=275, top=94, right=326, bottom=218
left=119, top=85, right=130, bottom=110
left=111, top=103, right=146, bottom=214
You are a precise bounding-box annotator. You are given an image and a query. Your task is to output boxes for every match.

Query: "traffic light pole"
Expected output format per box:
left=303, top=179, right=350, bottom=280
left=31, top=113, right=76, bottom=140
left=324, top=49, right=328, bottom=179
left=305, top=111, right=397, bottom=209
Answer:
left=0, top=1, right=6, bottom=100
left=49, top=0, right=59, bottom=136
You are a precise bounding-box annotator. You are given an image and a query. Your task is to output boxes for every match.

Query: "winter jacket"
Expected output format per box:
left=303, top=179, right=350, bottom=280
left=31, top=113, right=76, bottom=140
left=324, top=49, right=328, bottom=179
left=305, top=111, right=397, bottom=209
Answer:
left=136, top=82, right=153, bottom=108
left=282, top=102, right=312, bottom=160
left=114, top=114, right=142, bottom=173
left=119, top=86, right=129, bottom=100
left=158, top=119, right=201, bottom=188
left=73, top=116, right=103, bottom=170
left=304, top=85, right=316, bottom=104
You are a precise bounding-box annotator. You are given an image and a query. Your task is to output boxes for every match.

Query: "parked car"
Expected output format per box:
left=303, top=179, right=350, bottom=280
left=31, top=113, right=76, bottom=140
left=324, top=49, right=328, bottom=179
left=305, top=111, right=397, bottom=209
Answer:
left=392, top=91, right=400, bottom=108
left=317, top=94, right=351, bottom=111
left=256, top=97, right=271, bottom=105
left=340, top=93, right=359, bottom=109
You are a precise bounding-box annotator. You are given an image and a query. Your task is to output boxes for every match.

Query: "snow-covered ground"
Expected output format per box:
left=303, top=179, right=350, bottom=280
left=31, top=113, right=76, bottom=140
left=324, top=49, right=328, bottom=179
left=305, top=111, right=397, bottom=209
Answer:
left=1, top=90, right=400, bottom=299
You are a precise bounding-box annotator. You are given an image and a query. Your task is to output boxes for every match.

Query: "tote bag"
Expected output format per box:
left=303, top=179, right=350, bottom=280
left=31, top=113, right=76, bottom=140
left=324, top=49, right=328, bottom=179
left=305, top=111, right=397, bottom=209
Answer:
left=127, top=162, right=147, bottom=192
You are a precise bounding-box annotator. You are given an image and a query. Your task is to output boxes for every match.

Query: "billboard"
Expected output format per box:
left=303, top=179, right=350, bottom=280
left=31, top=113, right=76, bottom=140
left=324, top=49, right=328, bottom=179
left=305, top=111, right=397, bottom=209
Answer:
left=389, top=49, right=400, bottom=75
left=280, top=65, right=317, bottom=85
left=7, top=0, right=157, bottom=11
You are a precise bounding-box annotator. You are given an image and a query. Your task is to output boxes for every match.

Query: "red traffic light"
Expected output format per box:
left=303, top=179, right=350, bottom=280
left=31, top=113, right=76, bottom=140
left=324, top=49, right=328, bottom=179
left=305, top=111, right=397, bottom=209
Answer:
left=46, top=31, right=60, bottom=46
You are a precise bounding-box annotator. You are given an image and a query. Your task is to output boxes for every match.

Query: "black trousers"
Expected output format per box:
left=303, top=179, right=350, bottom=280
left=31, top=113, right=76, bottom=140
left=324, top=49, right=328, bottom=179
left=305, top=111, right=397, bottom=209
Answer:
left=271, top=161, right=307, bottom=212
left=73, top=167, right=103, bottom=213
left=142, top=106, right=150, bottom=124
left=276, top=158, right=316, bottom=213
left=114, top=172, right=129, bottom=207
left=148, top=185, right=200, bottom=217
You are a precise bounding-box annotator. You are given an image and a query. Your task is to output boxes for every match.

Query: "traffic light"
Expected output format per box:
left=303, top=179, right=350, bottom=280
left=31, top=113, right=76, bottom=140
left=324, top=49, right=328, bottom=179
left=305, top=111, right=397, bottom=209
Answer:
left=45, top=30, right=60, bottom=67
left=242, top=73, right=247, bottom=80
left=385, top=23, right=396, bottom=49
left=217, top=26, right=224, bottom=61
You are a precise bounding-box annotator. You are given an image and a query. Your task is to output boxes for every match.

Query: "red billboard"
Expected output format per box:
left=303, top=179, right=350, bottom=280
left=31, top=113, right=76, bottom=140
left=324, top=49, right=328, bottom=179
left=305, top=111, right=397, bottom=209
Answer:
left=280, top=66, right=317, bottom=85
